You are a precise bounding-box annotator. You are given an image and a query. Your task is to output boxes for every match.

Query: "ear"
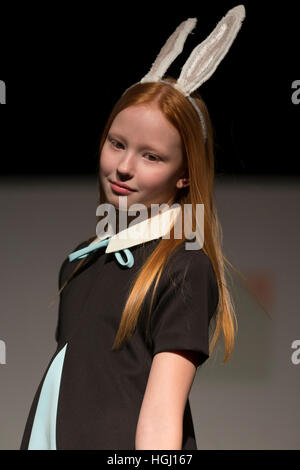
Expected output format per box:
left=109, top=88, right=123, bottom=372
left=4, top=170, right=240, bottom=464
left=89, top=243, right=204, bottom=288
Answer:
left=140, top=18, right=197, bottom=83
left=176, top=176, right=190, bottom=189
left=176, top=5, right=246, bottom=96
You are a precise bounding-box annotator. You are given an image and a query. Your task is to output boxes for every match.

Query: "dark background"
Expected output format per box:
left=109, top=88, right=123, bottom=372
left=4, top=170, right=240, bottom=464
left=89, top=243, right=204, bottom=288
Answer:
left=0, top=1, right=299, bottom=177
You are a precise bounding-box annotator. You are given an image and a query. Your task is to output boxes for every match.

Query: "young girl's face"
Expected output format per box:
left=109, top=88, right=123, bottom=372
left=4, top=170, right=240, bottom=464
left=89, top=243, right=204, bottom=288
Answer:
left=100, top=104, right=188, bottom=211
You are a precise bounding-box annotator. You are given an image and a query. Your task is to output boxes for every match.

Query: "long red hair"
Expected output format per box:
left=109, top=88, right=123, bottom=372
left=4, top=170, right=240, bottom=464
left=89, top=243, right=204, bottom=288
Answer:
left=59, top=76, right=243, bottom=363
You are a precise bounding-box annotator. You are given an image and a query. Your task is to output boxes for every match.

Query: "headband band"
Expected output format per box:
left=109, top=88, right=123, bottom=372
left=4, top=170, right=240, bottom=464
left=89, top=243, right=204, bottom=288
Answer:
left=158, top=79, right=207, bottom=142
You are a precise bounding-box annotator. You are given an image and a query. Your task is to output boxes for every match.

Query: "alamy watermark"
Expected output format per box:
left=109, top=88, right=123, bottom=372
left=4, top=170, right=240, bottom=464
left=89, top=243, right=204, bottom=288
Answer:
left=95, top=200, right=204, bottom=250
left=291, top=339, right=300, bottom=365
left=0, top=80, right=6, bottom=104
left=291, top=80, right=300, bottom=105
left=0, top=340, right=6, bottom=364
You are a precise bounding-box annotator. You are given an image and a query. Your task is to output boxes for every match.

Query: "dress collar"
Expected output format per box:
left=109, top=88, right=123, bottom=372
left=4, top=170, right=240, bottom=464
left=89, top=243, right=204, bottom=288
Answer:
left=90, top=205, right=181, bottom=254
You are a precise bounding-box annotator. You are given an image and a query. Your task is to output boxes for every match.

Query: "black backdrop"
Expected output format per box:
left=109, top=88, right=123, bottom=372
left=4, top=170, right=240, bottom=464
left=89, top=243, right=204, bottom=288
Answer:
left=0, top=0, right=299, bottom=177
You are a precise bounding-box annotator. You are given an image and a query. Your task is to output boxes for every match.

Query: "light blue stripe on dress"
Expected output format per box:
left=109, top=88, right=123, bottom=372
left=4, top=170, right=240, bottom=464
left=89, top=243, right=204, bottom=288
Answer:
left=28, top=343, right=68, bottom=450
left=27, top=239, right=134, bottom=450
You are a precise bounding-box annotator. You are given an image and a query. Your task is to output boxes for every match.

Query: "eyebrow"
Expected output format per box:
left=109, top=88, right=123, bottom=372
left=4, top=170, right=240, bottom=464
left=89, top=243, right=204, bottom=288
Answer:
left=108, top=132, right=170, bottom=158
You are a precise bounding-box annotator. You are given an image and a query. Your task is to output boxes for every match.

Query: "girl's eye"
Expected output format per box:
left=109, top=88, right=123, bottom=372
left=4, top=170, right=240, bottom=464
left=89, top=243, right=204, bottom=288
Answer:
left=144, top=154, right=160, bottom=162
left=108, top=137, right=160, bottom=162
left=109, top=138, right=123, bottom=149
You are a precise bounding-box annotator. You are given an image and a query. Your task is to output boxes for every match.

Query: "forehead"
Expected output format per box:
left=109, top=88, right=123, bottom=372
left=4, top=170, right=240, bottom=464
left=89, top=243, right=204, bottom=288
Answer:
left=110, top=105, right=182, bottom=151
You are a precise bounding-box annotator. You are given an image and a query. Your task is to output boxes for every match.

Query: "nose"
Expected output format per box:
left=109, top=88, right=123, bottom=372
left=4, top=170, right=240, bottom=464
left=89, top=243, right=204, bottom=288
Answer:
left=116, top=151, right=136, bottom=176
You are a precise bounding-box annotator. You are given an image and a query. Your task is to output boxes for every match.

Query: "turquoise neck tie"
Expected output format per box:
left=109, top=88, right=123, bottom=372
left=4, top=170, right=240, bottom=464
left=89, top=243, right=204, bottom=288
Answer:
left=68, top=236, right=134, bottom=268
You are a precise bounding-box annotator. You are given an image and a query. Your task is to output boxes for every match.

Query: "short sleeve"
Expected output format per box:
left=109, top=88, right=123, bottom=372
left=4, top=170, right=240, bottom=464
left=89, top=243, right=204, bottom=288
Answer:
left=150, top=249, right=219, bottom=368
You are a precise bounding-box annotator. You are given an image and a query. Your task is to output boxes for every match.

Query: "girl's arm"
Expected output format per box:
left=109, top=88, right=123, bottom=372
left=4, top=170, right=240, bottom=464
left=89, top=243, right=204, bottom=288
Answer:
left=135, top=350, right=198, bottom=450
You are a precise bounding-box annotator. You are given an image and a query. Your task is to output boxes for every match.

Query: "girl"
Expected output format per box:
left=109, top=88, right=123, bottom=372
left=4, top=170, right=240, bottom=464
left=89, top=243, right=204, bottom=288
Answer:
left=20, top=6, right=246, bottom=450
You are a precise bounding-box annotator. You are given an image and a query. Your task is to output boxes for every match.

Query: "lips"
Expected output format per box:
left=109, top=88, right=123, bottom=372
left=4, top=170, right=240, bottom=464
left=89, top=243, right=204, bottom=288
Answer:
left=110, top=181, right=135, bottom=191
left=109, top=180, right=137, bottom=194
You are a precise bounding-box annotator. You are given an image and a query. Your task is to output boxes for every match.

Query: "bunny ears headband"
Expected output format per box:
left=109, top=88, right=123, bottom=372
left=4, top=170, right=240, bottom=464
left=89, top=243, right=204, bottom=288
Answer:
left=122, top=5, right=246, bottom=143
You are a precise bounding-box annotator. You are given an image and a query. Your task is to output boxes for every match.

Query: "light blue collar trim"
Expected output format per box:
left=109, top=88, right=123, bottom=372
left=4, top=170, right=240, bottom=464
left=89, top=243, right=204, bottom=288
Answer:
left=68, top=236, right=134, bottom=268
left=68, top=205, right=181, bottom=269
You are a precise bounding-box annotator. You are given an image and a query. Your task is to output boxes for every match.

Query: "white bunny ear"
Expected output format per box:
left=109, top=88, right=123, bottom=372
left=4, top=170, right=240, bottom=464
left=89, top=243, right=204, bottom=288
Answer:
left=140, top=18, right=197, bottom=83
left=175, top=5, right=246, bottom=96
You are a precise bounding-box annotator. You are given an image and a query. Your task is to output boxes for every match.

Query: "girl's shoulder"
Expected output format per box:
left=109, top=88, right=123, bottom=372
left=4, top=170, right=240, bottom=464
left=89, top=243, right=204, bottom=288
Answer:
left=164, top=241, right=215, bottom=280
left=156, top=241, right=219, bottom=308
left=58, top=238, right=94, bottom=289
